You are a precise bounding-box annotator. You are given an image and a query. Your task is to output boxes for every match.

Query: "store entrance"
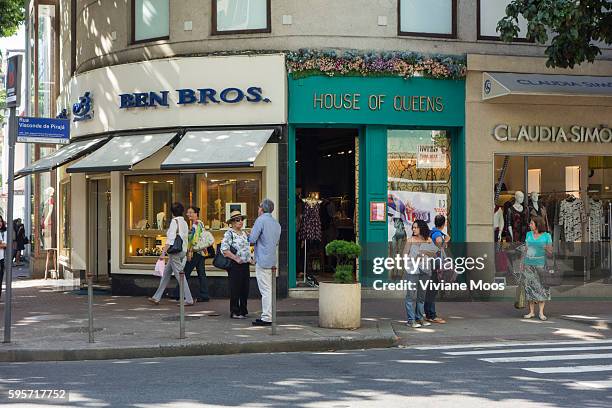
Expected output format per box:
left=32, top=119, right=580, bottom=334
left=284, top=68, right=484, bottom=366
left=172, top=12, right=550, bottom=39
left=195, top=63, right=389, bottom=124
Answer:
left=88, top=178, right=111, bottom=284
left=295, top=128, right=357, bottom=286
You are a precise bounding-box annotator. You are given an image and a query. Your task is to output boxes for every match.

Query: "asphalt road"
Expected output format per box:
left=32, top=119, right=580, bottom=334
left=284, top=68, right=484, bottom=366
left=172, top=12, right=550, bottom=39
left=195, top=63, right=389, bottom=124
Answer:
left=1, top=339, right=612, bottom=407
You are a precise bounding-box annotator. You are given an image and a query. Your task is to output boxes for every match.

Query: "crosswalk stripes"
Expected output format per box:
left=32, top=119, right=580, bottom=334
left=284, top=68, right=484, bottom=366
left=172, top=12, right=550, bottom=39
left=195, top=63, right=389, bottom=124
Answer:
left=423, top=339, right=612, bottom=379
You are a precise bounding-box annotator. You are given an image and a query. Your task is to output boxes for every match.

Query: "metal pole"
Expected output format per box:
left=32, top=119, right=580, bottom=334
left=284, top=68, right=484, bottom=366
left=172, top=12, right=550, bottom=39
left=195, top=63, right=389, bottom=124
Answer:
left=87, top=272, right=94, bottom=343
left=3, top=107, right=17, bottom=344
left=271, top=266, right=277, bottom=335
left=179, top=270, right=185, bottom=339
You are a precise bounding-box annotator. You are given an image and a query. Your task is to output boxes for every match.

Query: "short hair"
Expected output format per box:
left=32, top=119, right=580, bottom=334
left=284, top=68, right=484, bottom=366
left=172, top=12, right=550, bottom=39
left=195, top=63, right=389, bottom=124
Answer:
left=531, top=216, right=547, bottom=233
left=187, top=206, right=200, bottom=216
left=434, top=215, right=446, bottom=228
left=171, top=202, right=185, bottom=217
left=260, top=198, right=274, bottom=213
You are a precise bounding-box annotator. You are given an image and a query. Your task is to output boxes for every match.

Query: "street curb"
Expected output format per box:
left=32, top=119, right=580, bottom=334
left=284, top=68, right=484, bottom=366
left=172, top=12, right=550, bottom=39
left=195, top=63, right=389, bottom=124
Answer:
left=559, top=315, right=611, bottom=329
left=0, top=325, right=399, bottom=362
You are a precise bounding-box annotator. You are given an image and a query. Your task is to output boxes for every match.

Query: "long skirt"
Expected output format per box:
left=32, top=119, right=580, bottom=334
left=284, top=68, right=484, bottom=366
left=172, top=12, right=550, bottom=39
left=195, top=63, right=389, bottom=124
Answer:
left=521, top=264, right=551, bottom=302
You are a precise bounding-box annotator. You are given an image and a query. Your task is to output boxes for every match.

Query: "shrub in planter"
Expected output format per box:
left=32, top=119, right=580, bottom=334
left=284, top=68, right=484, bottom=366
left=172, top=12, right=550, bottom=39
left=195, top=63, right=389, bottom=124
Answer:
left=325, top=240, right=361, bottom=283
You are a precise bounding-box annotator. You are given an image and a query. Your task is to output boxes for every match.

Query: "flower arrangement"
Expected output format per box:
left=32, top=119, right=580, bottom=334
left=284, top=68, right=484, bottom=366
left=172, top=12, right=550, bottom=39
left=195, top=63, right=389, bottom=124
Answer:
left=286, top=49, right=467, bottom=80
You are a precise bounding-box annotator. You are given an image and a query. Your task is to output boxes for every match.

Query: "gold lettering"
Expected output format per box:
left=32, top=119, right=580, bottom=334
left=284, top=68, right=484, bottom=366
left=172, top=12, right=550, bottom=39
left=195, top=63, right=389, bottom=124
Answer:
left=393, top=95, right=402, bottom=111
left=354, top=94, right=361, bottom=110
left=426, top=97, right=435, bottom=112
left=313, top=93, right=324, bottom=109
left=419, top=96, right=426, bottom=112
left=435, top=97, right=444, bottom=112
left=411, top=96, right=419, bottom=111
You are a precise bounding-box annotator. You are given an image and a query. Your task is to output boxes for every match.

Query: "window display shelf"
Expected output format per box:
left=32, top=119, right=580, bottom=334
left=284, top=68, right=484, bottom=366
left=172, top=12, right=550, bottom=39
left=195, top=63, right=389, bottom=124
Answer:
left=126, top=229, right=166, bottom=238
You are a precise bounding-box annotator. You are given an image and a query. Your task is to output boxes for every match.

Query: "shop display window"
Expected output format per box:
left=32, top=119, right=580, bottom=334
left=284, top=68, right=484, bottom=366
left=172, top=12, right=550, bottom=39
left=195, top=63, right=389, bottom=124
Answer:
left=124, top=172, right=262, bottom=265
left=59, top=179, right=70, bottom=258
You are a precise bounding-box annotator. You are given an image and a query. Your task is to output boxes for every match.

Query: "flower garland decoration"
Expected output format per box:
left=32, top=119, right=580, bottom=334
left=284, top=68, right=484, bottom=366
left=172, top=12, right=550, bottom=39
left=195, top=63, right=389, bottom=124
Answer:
left=286, top=49, right=466, bottom=80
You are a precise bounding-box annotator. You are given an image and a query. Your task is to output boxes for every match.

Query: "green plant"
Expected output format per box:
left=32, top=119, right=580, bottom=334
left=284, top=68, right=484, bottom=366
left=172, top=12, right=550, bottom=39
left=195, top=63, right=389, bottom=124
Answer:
left=325, top=240, right=361, bottom=284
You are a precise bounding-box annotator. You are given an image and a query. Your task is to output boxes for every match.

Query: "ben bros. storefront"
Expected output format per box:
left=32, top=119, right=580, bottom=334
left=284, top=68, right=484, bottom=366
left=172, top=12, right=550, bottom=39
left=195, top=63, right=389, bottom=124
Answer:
left=287, top=75, right=465, bottom=288
left=466, top=54, right=612, bottom=292
left=17, top=54, right=289, bottom=297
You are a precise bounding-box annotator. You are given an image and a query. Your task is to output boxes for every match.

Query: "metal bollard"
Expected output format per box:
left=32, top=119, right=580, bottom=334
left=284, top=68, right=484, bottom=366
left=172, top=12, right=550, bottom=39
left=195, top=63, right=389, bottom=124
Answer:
left=271, top=267, right=277, bottom=335
left=87, top=272, right=95, bottom=343
left=179, top=271, right=185, bottom=339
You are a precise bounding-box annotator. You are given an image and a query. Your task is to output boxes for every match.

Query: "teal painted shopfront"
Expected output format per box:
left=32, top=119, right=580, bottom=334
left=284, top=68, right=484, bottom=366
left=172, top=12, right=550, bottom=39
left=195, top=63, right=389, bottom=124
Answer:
left=288, top=76, right=466, bottom=288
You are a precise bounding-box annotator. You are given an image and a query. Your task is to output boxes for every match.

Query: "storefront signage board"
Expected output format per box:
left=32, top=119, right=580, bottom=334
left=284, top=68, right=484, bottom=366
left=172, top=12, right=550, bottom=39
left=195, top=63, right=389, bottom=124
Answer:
left=493, top=124, right=612, bottom=143
left=289, top=76, right=465, bottom=127
left=5, top=55, right=22, bottom=108
left=17, top=117, right=70, bottom=144
left=58, top=55, right=287, bottom=138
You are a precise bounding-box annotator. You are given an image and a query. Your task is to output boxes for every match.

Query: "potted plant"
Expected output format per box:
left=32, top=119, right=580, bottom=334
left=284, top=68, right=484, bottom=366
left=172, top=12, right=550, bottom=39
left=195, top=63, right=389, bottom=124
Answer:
left=319, top=240, right=362, bottom=329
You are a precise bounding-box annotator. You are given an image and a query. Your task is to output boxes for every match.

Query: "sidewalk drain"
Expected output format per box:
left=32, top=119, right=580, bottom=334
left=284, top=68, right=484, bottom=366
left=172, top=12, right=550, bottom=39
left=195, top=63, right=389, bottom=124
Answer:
left=162, top=316, right=201, bottom=321
left=62, top=327, right=104, bottom=333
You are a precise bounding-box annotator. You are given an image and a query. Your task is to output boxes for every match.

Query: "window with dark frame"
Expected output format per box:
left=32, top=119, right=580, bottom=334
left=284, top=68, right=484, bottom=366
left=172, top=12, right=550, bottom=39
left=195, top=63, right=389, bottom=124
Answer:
left=131, top=0, right=170, bottom=44
left=398, top=0, right=457, bottom=38
left=477, top=0, right=529, bottom=41
left=212, top=0, right=271, bottom=35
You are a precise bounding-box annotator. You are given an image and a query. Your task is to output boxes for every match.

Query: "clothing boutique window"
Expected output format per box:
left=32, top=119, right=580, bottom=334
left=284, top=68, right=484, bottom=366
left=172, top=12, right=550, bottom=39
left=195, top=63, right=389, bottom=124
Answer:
left=398, top=0, right=456, bottom=37
left=132, top=0, right=169, bottom=43
left=212, top=0, right=271, bottom=34
left=59, top=180, right=71, bottom=258
left=387, top=130, right=451, bottom=276
left=478, top=0, right=528, bottom=40
left=494, top=155, right=612, bottom=282
left=124, top=172, right=262, bottom=265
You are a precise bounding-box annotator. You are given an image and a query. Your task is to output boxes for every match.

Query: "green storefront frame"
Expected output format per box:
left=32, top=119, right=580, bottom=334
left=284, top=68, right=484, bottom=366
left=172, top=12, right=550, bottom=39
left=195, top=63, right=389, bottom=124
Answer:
left=288, top=76, right=466, bottom=288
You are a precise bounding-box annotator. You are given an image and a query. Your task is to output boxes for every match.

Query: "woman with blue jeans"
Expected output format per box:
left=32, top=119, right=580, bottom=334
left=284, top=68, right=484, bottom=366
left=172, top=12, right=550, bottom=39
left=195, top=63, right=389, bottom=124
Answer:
left=403, top=220, right=437, bottom=328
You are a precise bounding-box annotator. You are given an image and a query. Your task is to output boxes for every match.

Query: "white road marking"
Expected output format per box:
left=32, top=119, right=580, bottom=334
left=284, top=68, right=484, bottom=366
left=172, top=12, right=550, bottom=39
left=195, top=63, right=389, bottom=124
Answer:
left=445, top=345, right=612, bottom=356
left=414, top=339, right=612, bottom=351
left=523, top=365, right=612, bottom=374
left=480, top=353, right=612, bottom=363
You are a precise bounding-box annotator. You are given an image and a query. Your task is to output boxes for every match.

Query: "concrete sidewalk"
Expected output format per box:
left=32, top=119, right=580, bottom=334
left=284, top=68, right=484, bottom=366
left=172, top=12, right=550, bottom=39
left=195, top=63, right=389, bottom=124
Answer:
left=0, top=280, right=610, bottom=362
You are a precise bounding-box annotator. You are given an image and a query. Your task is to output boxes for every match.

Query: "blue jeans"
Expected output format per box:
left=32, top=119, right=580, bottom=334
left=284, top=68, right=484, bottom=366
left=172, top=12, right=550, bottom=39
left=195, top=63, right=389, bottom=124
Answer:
left=405, top=273, right=426, bottom=323
left=424, top=273, right=438, bottom=319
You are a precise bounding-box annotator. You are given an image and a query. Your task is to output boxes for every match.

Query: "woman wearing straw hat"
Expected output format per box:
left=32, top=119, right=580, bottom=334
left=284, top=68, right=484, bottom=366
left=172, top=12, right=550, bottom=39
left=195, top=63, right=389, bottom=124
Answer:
left=221, top=210, right=253, bottom=319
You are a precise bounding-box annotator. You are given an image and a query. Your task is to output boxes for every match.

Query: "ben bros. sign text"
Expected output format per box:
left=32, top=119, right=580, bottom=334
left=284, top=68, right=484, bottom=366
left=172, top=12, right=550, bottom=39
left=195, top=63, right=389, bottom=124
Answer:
left=494, top=124, right=612, bottom=143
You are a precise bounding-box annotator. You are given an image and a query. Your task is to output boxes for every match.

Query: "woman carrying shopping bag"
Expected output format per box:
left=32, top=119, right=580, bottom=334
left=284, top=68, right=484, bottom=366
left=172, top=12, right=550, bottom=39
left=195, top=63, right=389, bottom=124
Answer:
left=148, top=202, right=195, bottom=306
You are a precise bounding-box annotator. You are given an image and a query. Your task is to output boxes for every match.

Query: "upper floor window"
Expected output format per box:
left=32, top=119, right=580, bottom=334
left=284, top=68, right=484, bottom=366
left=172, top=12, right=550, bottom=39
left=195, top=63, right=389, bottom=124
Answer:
left=398, top=0, right=456, bottom=38
left=212, top=0, right=271, bottom=35
left=132, top=0, right=169, bottom=43
left=478, top=0, right=528, bottom=40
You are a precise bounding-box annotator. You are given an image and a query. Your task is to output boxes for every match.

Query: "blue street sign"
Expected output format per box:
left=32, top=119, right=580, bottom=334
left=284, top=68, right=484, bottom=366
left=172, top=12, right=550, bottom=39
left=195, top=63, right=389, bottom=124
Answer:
left=17, top=117, right=70, bottom=144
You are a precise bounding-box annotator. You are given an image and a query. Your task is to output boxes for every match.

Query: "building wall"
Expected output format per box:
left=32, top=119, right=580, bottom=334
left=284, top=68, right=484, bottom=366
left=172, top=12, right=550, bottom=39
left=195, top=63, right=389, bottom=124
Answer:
left=465, top=54, right=612, bottom=242
left=65, top=0, right=612, bottom=84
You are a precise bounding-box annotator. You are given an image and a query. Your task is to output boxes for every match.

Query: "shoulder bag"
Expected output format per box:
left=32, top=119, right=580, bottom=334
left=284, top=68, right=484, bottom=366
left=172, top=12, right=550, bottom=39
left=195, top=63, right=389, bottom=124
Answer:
left=213, top=231, right=237, bottom=271
left=167, top=219, right=184, bottom=254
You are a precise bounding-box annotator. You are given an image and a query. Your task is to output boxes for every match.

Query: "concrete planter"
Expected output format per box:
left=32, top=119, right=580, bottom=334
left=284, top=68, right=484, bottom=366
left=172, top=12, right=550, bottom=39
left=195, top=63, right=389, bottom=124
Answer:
left=319, top=282, right=361, bottom=329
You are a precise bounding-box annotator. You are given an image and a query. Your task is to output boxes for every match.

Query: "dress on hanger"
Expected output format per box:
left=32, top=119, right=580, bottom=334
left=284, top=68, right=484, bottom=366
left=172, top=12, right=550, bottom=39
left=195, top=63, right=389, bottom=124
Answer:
left=298, top=201, right=322, bottom=242
left=589, top=198, right=604, bottom=242
left=559, top=198, right=586, bottom=242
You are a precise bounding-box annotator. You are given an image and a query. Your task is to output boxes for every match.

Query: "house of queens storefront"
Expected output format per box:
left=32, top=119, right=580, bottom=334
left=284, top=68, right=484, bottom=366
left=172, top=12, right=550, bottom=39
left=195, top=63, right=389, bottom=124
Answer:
left=288, top=74, right=465, bottom=288
left=466, top=54, right=612, bottom=294
left=17, top=54, right=288, bottom=297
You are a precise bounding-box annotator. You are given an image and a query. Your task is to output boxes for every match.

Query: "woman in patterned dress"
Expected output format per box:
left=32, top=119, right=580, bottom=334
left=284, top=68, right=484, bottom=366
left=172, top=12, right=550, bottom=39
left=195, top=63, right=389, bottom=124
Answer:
left=519, top=216, right=553, bottom=321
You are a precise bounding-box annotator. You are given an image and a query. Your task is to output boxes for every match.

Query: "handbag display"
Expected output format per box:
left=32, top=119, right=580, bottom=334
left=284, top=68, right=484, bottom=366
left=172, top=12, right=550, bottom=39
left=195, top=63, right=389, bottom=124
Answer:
left=167, top=219, right=184, bottom=254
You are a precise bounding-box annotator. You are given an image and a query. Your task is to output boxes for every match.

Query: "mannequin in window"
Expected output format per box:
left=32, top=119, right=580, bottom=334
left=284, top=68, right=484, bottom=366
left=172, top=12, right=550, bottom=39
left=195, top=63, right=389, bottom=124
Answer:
left=42, top=187, right=55, bottom=279
left=528, top=191, right=549, bottom=232
left=494, top=205, right=504, bottom=242
left=504, top=191, right=528, bottom=242
left=298, top=193, right=322, bottom=243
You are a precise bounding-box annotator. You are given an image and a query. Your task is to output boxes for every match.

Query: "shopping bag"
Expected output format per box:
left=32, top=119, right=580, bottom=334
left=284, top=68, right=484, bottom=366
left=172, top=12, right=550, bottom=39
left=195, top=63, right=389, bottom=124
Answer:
left=154, top=259, right=165, bottom=277
left=514, top=282, right=526, bottom=309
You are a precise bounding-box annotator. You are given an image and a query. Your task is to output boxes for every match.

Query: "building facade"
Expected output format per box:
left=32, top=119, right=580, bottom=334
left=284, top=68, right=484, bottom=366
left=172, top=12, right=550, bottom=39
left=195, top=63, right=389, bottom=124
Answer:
left=19, top=0, right=612, bottom=296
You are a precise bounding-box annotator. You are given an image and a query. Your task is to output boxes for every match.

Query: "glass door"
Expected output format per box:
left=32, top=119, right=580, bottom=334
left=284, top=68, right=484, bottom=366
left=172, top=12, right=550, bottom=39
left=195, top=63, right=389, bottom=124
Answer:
left=88, top=179, right=111, bottom=283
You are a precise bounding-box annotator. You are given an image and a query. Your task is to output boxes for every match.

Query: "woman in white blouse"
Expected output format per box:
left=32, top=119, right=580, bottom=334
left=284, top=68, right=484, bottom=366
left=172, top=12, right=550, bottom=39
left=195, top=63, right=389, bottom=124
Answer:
left=148, top=202, right=194, bottom=306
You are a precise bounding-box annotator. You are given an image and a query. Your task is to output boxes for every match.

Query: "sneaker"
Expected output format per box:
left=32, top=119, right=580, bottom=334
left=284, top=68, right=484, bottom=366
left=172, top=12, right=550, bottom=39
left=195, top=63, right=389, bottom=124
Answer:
left=417, top=320, right=431, bottom=326
left=410, top=322, right=422, bottom=328
left=430, top=317, right=447, bottom=324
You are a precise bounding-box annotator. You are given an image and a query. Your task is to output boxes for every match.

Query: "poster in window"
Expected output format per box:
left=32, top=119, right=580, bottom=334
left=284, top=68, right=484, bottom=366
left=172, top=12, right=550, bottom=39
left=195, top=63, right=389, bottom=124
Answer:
left=370, top=201, right=386, bottom=222
left=416, top=145, right=447, bottom=169
left=387, top=191, right=448, bottom=242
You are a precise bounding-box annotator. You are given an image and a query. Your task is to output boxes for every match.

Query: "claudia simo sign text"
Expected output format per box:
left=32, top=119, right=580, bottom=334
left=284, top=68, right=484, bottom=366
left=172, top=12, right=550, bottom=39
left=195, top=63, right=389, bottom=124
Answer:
left=494, top=124, right=612, bottom=143
left=119, top=87, right=271, bottom=109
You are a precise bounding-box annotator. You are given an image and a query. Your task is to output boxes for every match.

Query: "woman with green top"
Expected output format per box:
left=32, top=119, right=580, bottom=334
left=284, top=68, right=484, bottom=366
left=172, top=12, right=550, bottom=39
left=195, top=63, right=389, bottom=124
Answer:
left=521, top=215, right=553, bottom=321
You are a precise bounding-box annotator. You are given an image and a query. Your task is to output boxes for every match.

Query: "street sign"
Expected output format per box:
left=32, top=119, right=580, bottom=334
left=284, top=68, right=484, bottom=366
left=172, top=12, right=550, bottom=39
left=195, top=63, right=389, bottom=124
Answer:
left=5, top=54, right=22, bottom=108
left=17, top=117, right=70, bottom=144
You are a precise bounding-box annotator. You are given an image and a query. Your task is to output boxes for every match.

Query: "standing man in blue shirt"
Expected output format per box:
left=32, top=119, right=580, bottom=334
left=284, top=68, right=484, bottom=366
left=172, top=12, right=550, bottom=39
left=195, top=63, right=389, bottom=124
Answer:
left=425, top=215, right=450, bottom=324
left=249, top=198, right=282, bottom=326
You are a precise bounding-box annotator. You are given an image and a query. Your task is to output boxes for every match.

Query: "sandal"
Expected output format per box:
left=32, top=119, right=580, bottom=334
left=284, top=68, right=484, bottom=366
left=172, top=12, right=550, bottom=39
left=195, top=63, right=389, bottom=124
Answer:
left=539, top=314, right=548, bottom=321
left=430, top=317, right=447, bottom=324
left=523, top=313, right=535, bottom=319
left=147, top=297, right=160, bottom=306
